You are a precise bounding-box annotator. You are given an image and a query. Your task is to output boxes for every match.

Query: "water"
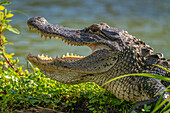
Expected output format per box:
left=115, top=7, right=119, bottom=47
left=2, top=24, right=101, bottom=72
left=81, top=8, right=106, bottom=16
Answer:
left=4, top=0, right=170, bottom=67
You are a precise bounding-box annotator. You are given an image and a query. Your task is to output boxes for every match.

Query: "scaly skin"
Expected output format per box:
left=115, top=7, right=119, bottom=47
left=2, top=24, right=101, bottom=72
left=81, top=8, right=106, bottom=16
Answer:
left=27, top=17, right=170, bottom=111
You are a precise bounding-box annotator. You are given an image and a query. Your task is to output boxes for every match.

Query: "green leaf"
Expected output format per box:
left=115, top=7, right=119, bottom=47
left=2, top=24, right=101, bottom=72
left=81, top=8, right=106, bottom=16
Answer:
left=0, top=1, right=11, bottom=5
left=153, top=64, right=170, bottom=72
left=102, top=73, right=170, bottom=87
left=0, top=6, right=5, bottom=10
left=89, top=98, right=98, bottom=103
left=6, top=12, right=14, bottom=18
left=89, top=107, right=95, bottom=110
left=153, top=92, right=165, bottom=109
left=4, top=42, right=14, bottom=45
left=131, top=111, right=137, bottom=113
left=2, top=35, right=7, bottom=43
left=30, top=99, right=39, bottom=104
left=151, top=96, right=170, bottom=113
left=93, top=110, right=97, bottom=113
left=99, top=106, right=103, bottom=109
left=0, top=61, right=4, bottom=65
left=5, top=19, right=12, bottom=23
left=162, top=103, right=170, bottom=112
left=0, top=46, right=3, bottom=49
left=7, top=26, right=20, bottom=34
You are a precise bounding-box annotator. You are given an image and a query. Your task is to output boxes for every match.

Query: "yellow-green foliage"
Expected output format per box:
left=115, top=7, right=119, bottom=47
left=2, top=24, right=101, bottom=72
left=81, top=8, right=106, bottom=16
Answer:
left=0, top=67, right=130, bottom=113
left=0, top=1, right=21, bottom=73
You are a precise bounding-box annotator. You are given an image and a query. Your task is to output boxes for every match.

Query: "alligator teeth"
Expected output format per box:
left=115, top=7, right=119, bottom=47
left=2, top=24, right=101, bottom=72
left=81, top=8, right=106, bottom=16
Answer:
left=41, top=34, right=43, bottom=38
left=61, top=52, right=85, bottom=59
left=28, top=27, right=32, bottom=31
left=45, top=36, right=47, bottom=40
left=62, top=55, right=65, bottom=58
left=28, top=25, right=81, bottom=47
left=37, top=54, right=53, bottom=60
left=66, top=52, right=69, bottom=57
left=37, top=52, right=85, bottom=60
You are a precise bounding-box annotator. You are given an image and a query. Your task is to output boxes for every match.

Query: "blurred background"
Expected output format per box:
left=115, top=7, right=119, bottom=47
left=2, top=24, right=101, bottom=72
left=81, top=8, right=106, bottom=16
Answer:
left=5, top=0, right=170, bottom=67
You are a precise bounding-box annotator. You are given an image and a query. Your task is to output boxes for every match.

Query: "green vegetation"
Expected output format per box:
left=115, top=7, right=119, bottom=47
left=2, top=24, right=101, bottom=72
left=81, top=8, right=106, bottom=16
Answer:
left=0, top=67, right=133, bottom=113
left=0, top=1, right=169, bottom=113
left=0, top=1, right=21, bottom=75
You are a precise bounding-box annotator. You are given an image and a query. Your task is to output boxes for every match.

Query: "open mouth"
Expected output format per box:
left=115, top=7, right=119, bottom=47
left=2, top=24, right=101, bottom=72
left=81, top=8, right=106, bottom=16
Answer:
left=27, top=16, right=114, bottom=69
left=27, top=24, right=98, bottom=62
left=27, top=17, right=117, bottom=74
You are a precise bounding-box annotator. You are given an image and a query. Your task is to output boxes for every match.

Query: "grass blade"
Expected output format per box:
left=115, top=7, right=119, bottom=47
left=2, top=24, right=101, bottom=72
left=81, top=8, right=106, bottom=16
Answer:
left=153, top=64, right=170, bottom=73
left=151, top=96, right=170, bottom=113
left=102, top=73, right=170, bottom=87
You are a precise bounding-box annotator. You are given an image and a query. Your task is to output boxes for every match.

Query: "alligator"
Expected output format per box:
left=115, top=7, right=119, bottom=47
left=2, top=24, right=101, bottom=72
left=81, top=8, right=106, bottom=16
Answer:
left=27, top=17, right=170, bottom=112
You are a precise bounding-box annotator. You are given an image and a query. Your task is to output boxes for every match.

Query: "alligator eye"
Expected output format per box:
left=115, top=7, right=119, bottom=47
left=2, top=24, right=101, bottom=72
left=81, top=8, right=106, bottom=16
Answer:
left=91, top=26, right=99, bottom=32
left=87, top=24, right=101, bottom=33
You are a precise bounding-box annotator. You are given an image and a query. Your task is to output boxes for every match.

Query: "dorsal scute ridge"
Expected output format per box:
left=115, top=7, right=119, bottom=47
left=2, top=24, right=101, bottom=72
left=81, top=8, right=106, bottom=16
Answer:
left=121, top=31, right=168, bottom=67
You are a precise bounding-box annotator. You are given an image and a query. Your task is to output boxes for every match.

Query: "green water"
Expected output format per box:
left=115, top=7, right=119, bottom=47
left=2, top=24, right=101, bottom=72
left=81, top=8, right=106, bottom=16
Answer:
left=5, top=0, right=170, bottom=66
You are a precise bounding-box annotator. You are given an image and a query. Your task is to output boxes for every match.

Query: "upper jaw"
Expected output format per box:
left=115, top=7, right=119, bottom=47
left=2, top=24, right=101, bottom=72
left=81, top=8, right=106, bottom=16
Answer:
left=27, top=17, right=103, bottom=46
left=27, top=17, right=123, bottom=53
left=27, top=17, right=123, bottom=49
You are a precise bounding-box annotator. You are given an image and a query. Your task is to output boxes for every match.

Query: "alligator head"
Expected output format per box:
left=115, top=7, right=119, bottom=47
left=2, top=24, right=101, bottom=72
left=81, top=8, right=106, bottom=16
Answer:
left=27, top=17, right=129, bottom=83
